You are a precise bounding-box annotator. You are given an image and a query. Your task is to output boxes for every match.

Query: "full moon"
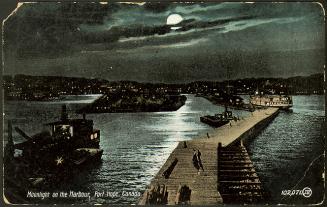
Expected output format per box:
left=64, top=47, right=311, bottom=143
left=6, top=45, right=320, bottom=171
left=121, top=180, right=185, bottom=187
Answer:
left=166, top=14, right=183, bottom=25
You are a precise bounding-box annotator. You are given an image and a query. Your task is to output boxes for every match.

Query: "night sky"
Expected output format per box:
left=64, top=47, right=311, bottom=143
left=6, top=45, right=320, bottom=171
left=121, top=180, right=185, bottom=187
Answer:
left=3, top=2, right=325, bottom=83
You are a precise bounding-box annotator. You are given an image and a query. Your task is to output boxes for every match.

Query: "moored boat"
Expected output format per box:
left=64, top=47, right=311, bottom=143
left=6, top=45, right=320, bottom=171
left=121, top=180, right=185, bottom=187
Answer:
left=250, top=94, right=293, bottom=110
left=200, top=106, right=234, bottom=128
left=4, top=105, right=103, bottom=190
left=200, top=115, right=230, bottom=128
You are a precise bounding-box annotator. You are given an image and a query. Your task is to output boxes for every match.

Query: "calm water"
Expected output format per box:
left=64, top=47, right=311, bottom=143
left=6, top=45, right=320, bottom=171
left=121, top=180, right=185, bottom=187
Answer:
left=247, top=95, right=325, bottom=204
left=4, top=94, right=325, bottom=204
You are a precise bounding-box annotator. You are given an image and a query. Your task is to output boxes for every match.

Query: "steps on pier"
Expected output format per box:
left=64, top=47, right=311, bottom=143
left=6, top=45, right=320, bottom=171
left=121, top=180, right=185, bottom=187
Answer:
left=218, top=144, right=265, bottom=203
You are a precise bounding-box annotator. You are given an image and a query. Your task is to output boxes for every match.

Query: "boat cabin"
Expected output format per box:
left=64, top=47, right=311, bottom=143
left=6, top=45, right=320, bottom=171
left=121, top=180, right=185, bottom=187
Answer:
left=46, top=105, right=100, bottom=148
left=215, top=110, right=233, bottom=121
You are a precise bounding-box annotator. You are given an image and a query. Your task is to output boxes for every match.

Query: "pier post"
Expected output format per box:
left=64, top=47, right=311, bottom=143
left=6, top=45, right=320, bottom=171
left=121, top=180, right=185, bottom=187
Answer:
left=217, top=142, right=222, bottom=191
left=218, top=142, right=222, bottom=157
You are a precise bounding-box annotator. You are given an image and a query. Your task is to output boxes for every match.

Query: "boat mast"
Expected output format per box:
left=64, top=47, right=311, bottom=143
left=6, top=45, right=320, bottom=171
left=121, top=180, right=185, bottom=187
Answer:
left=225, top=65, right=232, bottom=112
left=61, top=105, right=68, bottom=121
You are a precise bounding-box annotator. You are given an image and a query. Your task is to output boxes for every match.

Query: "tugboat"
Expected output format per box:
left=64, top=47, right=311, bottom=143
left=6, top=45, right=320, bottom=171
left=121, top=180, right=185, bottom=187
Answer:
left=200, top=106, right=234, bottom=128
left=4, top=105, right=103, bottom=191
left=250, top=90, right=293, bottom=110
left=200, top=78, right=236, bottom=128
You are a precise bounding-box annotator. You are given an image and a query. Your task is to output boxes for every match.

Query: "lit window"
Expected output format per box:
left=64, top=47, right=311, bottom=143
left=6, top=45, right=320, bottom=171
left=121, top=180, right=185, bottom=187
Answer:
left=91, top=134, right=94, bottom=140
left=94, top=133, right=97, bottom=139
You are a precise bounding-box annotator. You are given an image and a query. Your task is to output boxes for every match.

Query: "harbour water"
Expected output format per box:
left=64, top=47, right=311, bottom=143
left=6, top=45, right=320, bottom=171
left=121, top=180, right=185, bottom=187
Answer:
left=247, top=95, right=325, bottom=204
left=3, top=94, right=325, bottom=204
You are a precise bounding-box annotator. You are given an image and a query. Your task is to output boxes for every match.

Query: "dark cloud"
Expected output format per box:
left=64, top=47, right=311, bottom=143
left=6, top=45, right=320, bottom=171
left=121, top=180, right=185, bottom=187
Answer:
left=175, top=15, right=255, bottom=31
left=144, top=2, right=171, bottom=13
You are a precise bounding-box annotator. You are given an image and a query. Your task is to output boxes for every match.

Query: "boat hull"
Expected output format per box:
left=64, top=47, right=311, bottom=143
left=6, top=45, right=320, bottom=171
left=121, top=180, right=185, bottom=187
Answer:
left=200, top=116, right=229, bottom=128
left=73, top=148, right=103, bottom=166
left=251, top=103, right=292, bottom=110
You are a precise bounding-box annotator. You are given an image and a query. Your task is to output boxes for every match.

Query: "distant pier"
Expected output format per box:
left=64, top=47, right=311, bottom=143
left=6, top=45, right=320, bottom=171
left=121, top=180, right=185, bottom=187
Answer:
left=138, top=107, right=279, bottom=205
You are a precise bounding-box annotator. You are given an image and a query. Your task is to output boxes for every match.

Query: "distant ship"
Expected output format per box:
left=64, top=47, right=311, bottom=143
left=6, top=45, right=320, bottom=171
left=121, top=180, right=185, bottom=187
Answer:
left=200, top=106, right=234, bottom=128
left=250, top=90, right=293, bottom=110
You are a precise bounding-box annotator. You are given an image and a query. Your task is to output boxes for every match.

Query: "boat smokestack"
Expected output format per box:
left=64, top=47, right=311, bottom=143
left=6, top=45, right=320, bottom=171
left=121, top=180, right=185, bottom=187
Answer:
left=61, top=105, right=68, bottom=121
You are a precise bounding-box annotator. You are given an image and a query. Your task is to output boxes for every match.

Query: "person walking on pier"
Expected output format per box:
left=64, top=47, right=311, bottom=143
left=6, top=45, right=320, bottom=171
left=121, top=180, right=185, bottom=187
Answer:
left=192, top=149, right=204, bottom=174
left=197, top=150, right=204, bottom=172
left=192, top=149, right=200, bottom=171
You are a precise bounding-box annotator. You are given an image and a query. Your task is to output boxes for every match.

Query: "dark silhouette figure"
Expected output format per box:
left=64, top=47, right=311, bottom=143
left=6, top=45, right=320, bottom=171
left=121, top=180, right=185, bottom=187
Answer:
left=192, top=149, right=204, bottom=172
left=192, top=150, right=199, bottom=170
left=197, top=150, right=204, bottom=171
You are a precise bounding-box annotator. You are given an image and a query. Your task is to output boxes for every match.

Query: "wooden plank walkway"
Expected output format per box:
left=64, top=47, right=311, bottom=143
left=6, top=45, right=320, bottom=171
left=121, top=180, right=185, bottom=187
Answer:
left=138, top=107, right=279, bottom=205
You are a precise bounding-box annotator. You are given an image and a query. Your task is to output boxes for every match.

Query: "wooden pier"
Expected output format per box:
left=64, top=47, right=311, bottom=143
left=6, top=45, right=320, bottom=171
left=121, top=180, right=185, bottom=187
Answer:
left=138, top=107, right=279, bottom=205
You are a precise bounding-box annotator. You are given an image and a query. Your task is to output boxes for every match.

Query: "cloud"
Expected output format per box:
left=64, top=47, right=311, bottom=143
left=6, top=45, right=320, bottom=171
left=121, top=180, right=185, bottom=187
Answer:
left=219, top=16, right=305, bottom=34
left=76, top=2, right=322, bottom=52
left=115, top=37, right=209, bottom=53
left=158, top=38, right=208, bottom=48
left=111, top=15, right=254, bottom=45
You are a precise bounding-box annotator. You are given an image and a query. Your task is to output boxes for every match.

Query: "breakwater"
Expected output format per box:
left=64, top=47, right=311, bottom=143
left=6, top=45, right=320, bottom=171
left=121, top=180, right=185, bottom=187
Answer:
left=78, top=94, right=187, bottom=113
left=139, top=107, right=279, bottom=204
